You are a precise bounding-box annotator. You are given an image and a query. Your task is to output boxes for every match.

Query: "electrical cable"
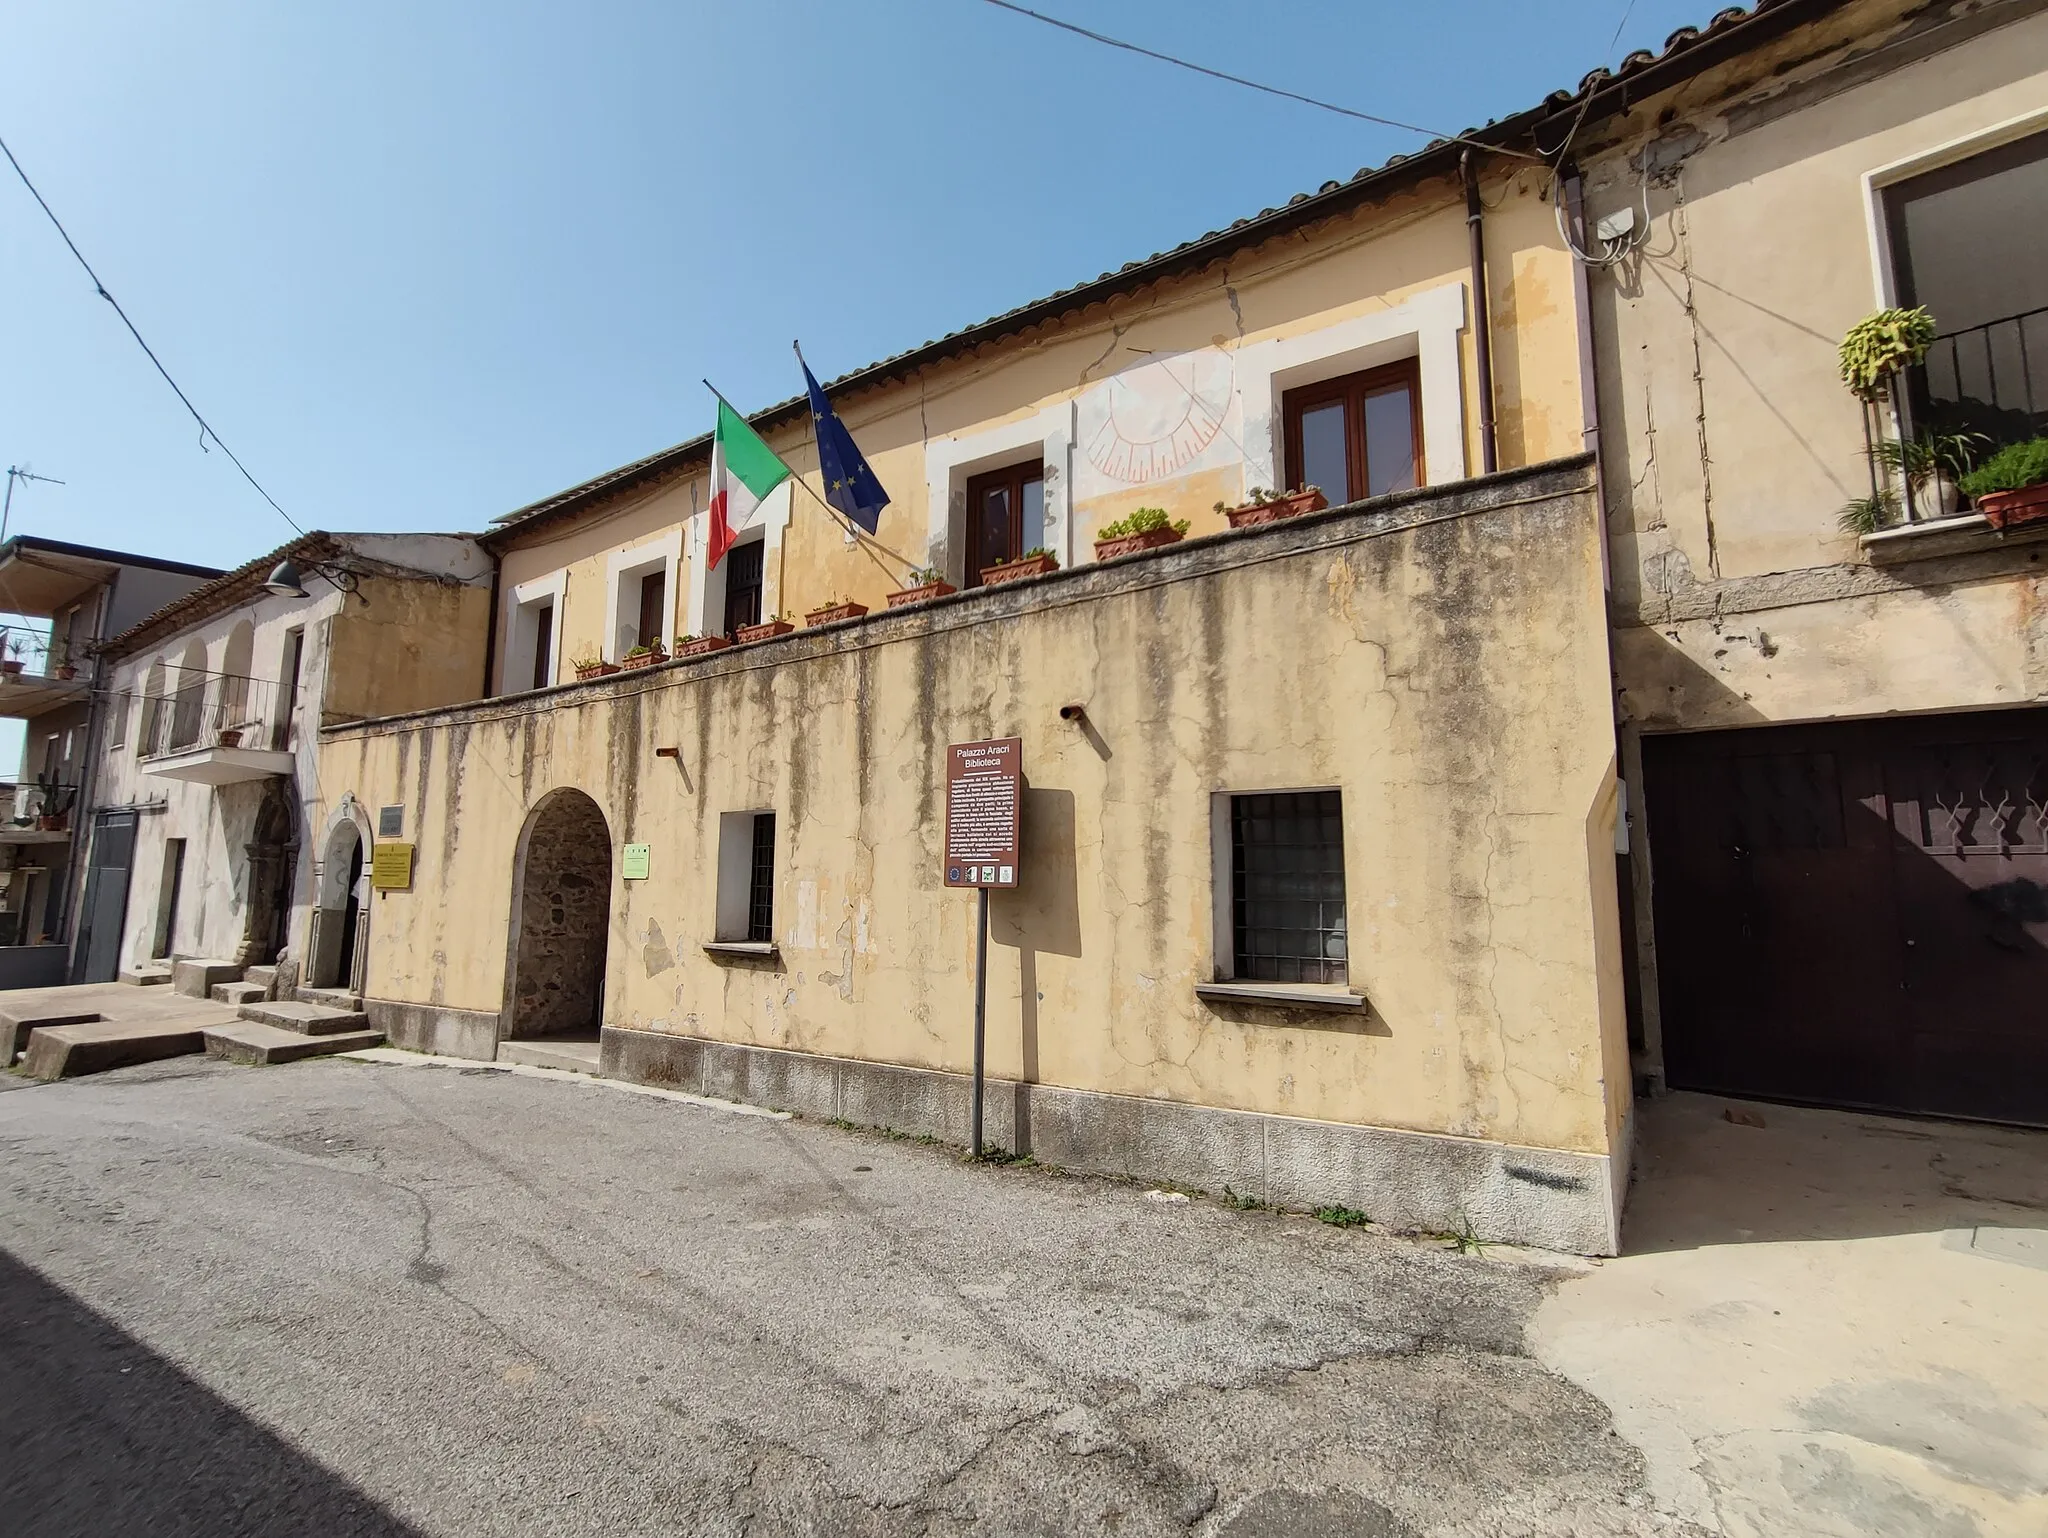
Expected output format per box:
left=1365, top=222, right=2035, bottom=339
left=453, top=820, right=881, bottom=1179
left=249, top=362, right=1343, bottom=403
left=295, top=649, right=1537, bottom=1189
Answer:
left=0, top=133, right=305, bottom=536
left=976, top=0, right=1544, bottom=162
left=1536, top=0, right=1644, bottom=167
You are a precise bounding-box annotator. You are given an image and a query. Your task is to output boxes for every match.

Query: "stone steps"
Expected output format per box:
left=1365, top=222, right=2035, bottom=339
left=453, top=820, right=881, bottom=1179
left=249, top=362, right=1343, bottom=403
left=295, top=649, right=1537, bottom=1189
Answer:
left=203, top=1022, right=383, bottom=1065
left=243, top=965, right=280, bottom=1000
left=118, top=964, right=173, bottom=988
left=237, top=999, right=370, bottom=1036
left=20, top=1018, right=206, bottom=1080
left=295, top=986, right=364, bottom=1012
left=173, top=959, right=244, bottom=999
left=211, top=982, right=269, bottom=1007
left=0, top=1009, right=101, bottom=1067
left=495, top=1037, right=601, bottom=1075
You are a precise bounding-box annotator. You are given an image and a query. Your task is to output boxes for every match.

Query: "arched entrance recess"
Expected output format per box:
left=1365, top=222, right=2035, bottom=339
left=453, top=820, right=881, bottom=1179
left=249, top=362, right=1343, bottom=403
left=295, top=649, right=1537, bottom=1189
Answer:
left=309, top=810, right=369, bottom=990
left=234, top=781, right=296, bottom=969
left=504, top=789, right=612, bottom=1040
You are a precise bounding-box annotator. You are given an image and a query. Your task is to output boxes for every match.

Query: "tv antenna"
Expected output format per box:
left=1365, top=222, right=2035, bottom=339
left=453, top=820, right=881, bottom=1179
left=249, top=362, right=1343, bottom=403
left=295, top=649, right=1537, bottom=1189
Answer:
left=2, top=465, right=64, bottom=544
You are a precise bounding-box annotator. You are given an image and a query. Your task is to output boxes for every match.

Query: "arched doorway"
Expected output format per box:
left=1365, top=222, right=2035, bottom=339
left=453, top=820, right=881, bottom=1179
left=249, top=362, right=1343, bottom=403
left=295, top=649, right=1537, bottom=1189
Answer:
left=309, top=815, right=367, bottom=989
left=504, top=789, right=612, bottom=1041
left=235, top=781, right=296, bottom=970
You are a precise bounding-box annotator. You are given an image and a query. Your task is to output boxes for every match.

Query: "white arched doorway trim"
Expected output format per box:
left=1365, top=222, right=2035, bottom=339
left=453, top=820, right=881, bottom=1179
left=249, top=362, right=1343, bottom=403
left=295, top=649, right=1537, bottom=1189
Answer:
left=307, top=795, right=375, bottom=992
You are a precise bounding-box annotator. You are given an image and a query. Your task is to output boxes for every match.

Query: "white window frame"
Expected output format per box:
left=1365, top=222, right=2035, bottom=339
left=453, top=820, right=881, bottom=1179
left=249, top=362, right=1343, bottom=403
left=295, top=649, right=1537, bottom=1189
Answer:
left=1860, top=105, right=2048, bottom=308
left=687, top=483, right=789, bottom=639
left=501, top=568, right=567, bottom=694
left=1207, top=784, right=1347, bottom=984
left=713, top=808, right=776, bottom=945
left=604, top=531, right=683, bottom=662
left=1233, top=279, right=1467, bottom=497
left=922, top=401, right=1077, bottom=582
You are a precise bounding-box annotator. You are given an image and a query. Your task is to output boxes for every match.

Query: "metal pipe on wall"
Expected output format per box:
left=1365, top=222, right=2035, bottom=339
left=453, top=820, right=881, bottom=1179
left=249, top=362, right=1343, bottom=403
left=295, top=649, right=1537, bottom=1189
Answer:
left=1462, top=150, right=1499, bottom=476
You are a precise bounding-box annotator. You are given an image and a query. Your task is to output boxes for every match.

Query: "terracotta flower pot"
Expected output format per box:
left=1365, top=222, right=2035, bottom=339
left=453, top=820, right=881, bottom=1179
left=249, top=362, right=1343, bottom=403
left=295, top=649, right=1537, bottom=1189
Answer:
left=1975, top=483, right=2048, bottom=531
left=617, top=646, right=667, bottom=672
left=35, top=814, right=66, bottom=833
left=216, top=729, right=243, bottom=748
left=980, top=553, right=1058, bottom=586
left=804, top=602, right=870, bottom=627
left=1094, top=525, right=1184, bottom=561
left=886, top=580, right=957, bottom=608
left=573, top=660, right=620, bottom=681
left=55, top=665, right=77, bottom=681
left=1225, top=488, right=1329, bottom=528
left=735, top=619, right=795, bottom=645
left=677, top=635, right=732, bottom=658
left=0, top=661, right=23, bottom=678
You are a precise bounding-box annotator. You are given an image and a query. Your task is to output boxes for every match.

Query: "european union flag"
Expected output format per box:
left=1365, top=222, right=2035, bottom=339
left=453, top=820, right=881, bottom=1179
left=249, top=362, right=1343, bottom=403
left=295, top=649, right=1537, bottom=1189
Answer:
left=799, top=348, right=890, bottom=534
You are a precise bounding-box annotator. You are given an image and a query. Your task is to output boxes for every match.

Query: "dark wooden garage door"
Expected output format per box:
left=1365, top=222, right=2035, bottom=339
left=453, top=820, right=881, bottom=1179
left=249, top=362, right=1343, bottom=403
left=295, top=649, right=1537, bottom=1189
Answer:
left=1643, top=710, right=2048, bottom=1126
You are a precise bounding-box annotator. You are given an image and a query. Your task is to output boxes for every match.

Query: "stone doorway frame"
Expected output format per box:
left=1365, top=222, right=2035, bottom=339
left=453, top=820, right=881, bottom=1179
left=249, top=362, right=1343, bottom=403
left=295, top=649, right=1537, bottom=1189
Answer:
left=501, top=787, right=614, bottom=1041
left=307, top=798, right=374, bottom=991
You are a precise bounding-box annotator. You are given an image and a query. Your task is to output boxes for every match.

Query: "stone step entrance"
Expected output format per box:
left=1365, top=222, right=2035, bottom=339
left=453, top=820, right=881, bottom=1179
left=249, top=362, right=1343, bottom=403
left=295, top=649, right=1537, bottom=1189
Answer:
left=495, top=1035, right=600, bottom=1075
left=207, top=997, right=383, bottom=1066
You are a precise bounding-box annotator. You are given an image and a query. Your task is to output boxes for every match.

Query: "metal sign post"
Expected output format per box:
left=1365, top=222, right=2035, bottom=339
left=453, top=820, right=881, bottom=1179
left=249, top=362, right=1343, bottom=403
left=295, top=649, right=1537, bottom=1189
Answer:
left=944, top=737, right=1022, bottom=1161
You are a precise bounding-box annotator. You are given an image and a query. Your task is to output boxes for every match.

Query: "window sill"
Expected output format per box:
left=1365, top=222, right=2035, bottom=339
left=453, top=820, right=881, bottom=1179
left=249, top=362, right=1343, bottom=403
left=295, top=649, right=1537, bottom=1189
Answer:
left=1861, top=511, right=2048, bottom=565
left=703, top=941, right=778, bottom=959
left=1196, top=981, right=1364, bottom=1012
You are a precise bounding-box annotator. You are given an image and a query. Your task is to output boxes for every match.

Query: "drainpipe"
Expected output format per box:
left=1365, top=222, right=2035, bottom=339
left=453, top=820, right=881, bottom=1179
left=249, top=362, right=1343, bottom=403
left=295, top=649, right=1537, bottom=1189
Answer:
left=1463, top=150, right=1499, bottom=476
left=1562, top=163, right=1609, bottom=592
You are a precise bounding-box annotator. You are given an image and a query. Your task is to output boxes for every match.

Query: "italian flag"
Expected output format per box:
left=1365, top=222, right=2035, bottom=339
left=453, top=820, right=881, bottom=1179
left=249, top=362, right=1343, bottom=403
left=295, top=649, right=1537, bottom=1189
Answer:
left=707, top=394, right=791, bottom=570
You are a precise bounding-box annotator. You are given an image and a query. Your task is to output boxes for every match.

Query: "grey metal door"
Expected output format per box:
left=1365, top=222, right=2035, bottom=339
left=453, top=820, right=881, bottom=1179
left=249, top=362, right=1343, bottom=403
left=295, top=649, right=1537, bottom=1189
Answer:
left=75, top=811, right=139, bottom=984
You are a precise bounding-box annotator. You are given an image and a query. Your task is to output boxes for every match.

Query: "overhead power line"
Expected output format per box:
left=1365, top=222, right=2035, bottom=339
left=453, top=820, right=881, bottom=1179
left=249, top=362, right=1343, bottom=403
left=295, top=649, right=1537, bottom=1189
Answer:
left=977, top=0, right=1542, bottom=162
left=0, top=133, right=305, bottom=536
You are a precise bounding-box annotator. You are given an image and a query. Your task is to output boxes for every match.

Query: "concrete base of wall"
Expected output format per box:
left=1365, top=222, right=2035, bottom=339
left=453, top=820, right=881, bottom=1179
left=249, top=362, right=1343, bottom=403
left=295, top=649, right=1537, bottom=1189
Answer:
left=365, top=998, right=501, bottom=1060
left=600, top=1027, right=1621, bottom=1255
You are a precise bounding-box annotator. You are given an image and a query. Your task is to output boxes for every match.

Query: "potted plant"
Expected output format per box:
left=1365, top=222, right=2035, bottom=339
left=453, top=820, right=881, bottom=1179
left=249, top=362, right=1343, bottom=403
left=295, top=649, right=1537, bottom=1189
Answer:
left=1961, top=437, right=2048, bottom=531
left=804, top=595, right=870, bottom=627
left=571, top=654, right=618, bottom=681
left=216, top=728, right=244, bottom=748
left=981, top=547, right=1059, bottom=585
left=0, top=636, right=24, bottom=678
left=887, top=566, right=957, bottom=607
left=736, top=613, right=795, bottom=644
left=1094, top=507, right=1189, bottom=560
left=1836, top=490, right=1903, bottom=537
left=675, top=631, right=731, bottom=658
left=618, top=640, right=667, bottom=672
left=1220, top=485, right=1329, bottom=528
left=1838, top=307, right=1937, bottom=403
left=33, top=775, right=72, bottom=833
left=1872, top=431, right=1986, bottom=524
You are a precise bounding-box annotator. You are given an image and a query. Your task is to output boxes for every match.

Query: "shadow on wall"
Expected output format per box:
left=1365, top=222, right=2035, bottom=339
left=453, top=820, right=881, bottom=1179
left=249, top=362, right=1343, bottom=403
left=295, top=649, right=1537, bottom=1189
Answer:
left=1614, top=625, right=1770, bottom=732
left=991, top=786, right=1081, bottom=1154
left=0, top=1247, right=423, bottom=1538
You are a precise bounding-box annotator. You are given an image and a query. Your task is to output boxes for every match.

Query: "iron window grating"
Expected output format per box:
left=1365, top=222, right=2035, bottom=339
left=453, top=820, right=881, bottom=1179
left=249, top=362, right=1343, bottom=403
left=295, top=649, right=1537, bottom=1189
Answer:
left=747, top=812, right=776, bottom=943
left=1231, top=790, right=1348, bottom=984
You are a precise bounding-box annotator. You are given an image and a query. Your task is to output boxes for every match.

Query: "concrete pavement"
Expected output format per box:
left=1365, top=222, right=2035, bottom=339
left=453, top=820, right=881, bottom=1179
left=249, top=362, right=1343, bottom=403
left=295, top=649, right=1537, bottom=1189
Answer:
left=1537, top=1093, right=2048, bottom=1538
left=0, top=1052, right=1691, bottom=1538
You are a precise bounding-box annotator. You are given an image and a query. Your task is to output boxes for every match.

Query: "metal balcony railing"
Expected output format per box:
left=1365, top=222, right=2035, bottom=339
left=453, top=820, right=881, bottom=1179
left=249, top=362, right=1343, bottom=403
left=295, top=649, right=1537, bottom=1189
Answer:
left=137, top=670, right=280, bottom=758
left=1908, top=305, right=2048, bottom=444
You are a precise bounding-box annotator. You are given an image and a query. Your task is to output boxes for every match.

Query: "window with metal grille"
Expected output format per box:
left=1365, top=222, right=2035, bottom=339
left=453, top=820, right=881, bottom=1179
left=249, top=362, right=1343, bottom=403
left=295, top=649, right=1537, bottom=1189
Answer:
left=1229, top=790, right=1348, bottom=984
left=746, top=813, right=776, bottom=943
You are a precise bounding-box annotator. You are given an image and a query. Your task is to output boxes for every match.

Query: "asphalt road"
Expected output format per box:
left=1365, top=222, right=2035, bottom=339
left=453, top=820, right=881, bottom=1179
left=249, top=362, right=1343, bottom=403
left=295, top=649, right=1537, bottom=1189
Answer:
left=0, top=1054, right=1700, bottom=1537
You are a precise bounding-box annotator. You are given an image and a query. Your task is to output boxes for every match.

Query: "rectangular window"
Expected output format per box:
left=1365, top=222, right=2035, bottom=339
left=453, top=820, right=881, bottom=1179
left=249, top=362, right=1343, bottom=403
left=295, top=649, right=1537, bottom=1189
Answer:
left=713, top=808, right=777, bottom=946
left=635, top=571, right=666, bottom=650
left=964, top=460, right=1045, bottom=584
left=274, top=626, right=304, bottom=751
left=1282, top=360, right=1422, bottom=505
left=1885, top=129, right=2048, bottom=444
left=722, top=539, right=764, bottom=635
left=747, top=812, right=776, bottom=943
left=529, top=601, right=554, bottom=689
left=152, top=839, right=185, bottom=959
left=1228, top=790, right=1348, bottom=984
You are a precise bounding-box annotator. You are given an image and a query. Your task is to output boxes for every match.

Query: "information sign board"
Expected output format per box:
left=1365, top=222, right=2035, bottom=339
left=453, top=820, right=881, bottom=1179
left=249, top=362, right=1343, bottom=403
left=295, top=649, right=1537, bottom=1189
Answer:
left=944, top=738, right=1022, bottom=888
left=370, top=841, right=415, bottom=892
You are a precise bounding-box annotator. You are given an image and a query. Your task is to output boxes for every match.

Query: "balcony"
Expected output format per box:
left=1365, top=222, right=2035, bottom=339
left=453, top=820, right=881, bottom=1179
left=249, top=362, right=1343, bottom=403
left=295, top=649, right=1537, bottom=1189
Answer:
left=0, top=781, right=79, bottom=845
left=0, top=660, right=88, bottom=722
left=1909, top=305, right=2048, bottom=447
left=137, top=671, right=295, bottom=785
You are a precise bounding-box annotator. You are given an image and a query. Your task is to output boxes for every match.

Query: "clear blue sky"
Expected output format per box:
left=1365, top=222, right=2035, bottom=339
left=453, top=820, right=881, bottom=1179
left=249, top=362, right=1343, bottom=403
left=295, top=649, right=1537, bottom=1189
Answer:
left=2, top=0, right=1713, bottom=568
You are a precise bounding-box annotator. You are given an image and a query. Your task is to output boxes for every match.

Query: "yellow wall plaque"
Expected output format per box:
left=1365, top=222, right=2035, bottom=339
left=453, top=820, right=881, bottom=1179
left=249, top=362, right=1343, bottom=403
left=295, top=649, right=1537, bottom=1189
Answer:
left=370, top=841, right=415, bottom=891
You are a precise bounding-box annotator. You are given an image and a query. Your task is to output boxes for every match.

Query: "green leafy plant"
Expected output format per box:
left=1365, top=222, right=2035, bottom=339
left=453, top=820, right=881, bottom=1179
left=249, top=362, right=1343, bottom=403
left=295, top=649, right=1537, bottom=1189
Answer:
left=33, top=773, right=74, bottom=818
left=1959, top=436, right=2048, bottom=498
left=905, top=565, right=946, bottom=586
left=1873, top=430, right=1987, bottom=488
left=1440, top=1212, right=1490, bottom=1256
left=1018, top=547, right=1056, bottom=563
left=569, top=653, right=602, bottom=671
left=1223, top=1185, right=1267, bottom=1211
left=674, top=633, right=699, bottom=646
left=1837, top=490, right=1903, bottom=536
left=1097, top=506, right=1189, bottom=541
left=1838, top=307, right=1937, bottom=401
left=1313, top=1205, right=1369, bottom=1228
left=622, top=642, right=657, bottom=659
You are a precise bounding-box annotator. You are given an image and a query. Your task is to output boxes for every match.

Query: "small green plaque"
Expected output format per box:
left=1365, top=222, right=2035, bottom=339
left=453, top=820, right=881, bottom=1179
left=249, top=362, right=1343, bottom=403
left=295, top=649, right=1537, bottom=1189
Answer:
left=622, top=842, right=651, bottom=881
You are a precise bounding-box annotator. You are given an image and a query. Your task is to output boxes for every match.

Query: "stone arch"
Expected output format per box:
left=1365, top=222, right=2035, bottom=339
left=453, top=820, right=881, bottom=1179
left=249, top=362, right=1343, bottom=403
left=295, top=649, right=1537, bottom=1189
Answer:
left=139, top=658, right=167, bottom=752
left=308, top=800, right=372, bottom=990
left=170, top=638, right=206, bottom=749
left=503, top=788, right=613, bottom=1040
left=234, top=779, right=297, bottom=969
